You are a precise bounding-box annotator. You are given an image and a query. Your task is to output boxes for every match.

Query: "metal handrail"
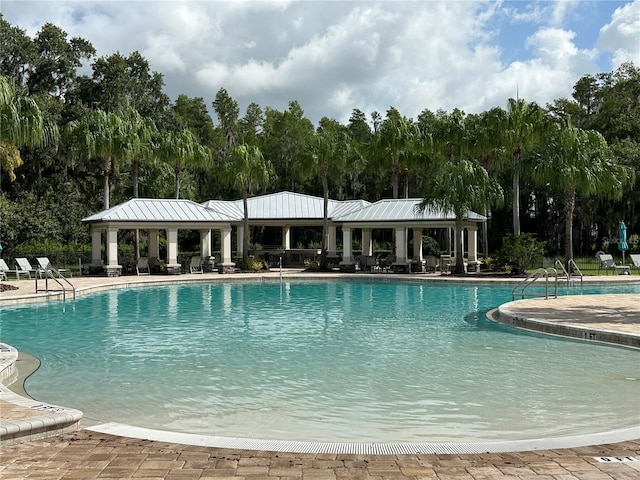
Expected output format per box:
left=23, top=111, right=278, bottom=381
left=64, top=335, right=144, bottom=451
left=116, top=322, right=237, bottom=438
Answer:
left=512, top=267, right=558, bottom=300
left=554, top=259, right=583, bottom=289
left=35, top=267, right=76, bottom=301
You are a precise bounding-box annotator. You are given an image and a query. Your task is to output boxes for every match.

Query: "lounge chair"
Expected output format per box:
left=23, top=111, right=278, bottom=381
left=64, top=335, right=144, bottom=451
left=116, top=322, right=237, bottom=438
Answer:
left=36, top=257, right=71, bottom=277
left=0, top=259, right=18, bottom=280
left=189, top=256, right=203, bottom=274
left=596, top=252, right=630, bottom=275
left=136, top=257, right=150, bottom=275
left=630, top=254, right=640, bottom=274
left=15, top=257, right=38, bottom=279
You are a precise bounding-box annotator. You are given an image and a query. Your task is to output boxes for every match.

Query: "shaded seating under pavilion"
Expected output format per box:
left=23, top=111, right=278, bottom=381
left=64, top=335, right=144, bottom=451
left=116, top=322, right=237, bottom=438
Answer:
left=81, top=192, right=487, bottom=277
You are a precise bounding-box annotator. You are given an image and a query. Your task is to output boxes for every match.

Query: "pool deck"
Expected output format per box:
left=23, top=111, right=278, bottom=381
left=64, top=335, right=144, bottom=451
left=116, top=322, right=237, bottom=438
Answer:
left=1, top=271, right=639, bottom=479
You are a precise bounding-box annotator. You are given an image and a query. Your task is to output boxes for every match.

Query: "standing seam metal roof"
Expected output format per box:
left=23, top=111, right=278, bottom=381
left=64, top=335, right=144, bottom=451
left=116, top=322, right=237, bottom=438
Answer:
left=203, top=191, right=371, bottom=220
left=82, top=198, right=238, bottom=223
left=332, top=198, right=487, bottom=222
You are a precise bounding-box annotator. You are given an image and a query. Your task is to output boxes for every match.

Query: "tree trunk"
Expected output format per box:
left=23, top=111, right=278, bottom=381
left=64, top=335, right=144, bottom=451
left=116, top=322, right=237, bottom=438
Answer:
left=392, top=162, right=399, bottom=199
left=565, top=188, right=576, bottom=265
left=103, top=158, right=111, bottom=209
left=321, top=177, right=329, bottom=264
left=243, top=189, right=250, bottom=261
left=132, top=159, right=139, bottom=198
left=454, top=219, right=465, bottom=274
left=174, top=165, right=181, bottom=199
left=512, top=154, right=521, bottom=235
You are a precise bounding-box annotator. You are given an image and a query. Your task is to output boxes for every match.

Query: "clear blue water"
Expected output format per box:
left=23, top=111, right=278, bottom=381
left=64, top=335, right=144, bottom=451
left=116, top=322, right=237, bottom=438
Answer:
left=1, top=280, right=639, bottom=443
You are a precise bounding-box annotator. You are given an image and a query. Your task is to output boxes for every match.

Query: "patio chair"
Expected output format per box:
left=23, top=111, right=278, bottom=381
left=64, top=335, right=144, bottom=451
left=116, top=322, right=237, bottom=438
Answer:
left=630, top=254, right=640, bottom=274
left=189, top=256, right=203, bottom=274
left=438, top=254, right=452, bottom=274
left=424, top=255, right=437, bottom=273
left=136, top=257, right=150, bottom=275
left=0, top=259, right=15, bottom=280
left=36, top=257, right=71, bottom=277
left=15, top=257, right=38, bottom=279
left=596, top=252, right=630, bottom=275
left=202, top=255, right=216, bottom=272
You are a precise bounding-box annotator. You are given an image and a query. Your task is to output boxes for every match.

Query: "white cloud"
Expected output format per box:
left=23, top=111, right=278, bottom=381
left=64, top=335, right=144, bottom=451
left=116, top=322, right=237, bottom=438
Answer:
left=2, top=0, right=636, bottom=125
left=598, top=0, right=640, bottom=67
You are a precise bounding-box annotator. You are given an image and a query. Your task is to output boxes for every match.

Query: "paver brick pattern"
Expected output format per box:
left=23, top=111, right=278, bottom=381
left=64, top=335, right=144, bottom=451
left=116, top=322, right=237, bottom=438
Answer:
left=1, top=431, right=639, bottom=479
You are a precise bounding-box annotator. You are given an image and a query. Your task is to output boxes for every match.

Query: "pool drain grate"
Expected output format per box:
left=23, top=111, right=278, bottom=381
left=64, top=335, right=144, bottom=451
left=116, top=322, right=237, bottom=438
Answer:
left=594, top=456, right=637, bottom=463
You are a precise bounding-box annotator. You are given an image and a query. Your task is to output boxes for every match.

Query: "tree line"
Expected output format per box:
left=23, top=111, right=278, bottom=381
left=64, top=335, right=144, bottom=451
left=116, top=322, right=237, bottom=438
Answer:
left=1, top=16, right=638, bottom=272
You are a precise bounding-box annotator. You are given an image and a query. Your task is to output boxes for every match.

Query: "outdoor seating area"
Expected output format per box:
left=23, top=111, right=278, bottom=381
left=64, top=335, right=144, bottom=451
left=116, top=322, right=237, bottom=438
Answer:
left=596, top=251, right=631, bottom=275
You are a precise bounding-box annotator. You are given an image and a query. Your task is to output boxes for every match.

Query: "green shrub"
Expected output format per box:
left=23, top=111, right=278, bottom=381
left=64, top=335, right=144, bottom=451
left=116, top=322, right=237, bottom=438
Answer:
left=494, top=234, right=546, bottom=275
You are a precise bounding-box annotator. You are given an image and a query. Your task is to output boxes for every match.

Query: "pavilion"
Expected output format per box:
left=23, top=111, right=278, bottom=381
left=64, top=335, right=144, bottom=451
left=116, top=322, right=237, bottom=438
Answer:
left=81, top=191, right=487, bottom=275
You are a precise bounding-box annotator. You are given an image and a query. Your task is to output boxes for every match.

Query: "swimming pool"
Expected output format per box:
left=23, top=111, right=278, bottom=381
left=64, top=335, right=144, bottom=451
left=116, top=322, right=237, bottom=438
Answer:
left=1, top=280, right=639, bottom=443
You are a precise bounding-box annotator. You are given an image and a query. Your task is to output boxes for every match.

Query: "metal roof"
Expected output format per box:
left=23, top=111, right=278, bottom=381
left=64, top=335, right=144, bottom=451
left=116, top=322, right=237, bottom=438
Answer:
left=332, top=198, right=487, bottom=222
left=82, top=198, right=238, bottom=223
left=82, top=194, right=485, bottom=226
left=203, top=191, right=371, bottom=220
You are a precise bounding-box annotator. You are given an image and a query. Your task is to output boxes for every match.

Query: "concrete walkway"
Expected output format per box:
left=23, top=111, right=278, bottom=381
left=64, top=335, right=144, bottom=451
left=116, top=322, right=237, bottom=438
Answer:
left=1, top=272, right=639, bottom=479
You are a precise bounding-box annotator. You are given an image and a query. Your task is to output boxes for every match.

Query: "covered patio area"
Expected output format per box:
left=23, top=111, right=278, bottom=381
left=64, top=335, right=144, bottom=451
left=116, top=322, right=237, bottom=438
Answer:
left=81, top=192, right=486, bottom=276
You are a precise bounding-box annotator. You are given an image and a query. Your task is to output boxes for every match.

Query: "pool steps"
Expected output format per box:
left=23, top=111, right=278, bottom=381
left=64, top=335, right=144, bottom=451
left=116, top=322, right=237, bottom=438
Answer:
left=0, top=343, right=83, bottom=446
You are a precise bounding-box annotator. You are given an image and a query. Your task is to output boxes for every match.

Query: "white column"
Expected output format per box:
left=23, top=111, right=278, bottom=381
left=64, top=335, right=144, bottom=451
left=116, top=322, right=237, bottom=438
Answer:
left=340, top=227, right=353, bottom=266
left=467, top=226, right=477, bottom=262
left=220, top=226, right=234, bottom=266
left=236, top=225, right=244, bottom=258
left=106, top=227, right=119, bottom=267
left=362, top=228, right=373, bottom=256
left=166, top=227, right=180, bottom=268
left=394, top=227, right=407, bottom=264
left=106, top=227, right=118, bottom=267
left=200, top=229, right=211, bottom=258
left=328, top=225, right=337, bottom=256
left=148, top=229, right=160, bottom=258
left=413, top=228, right=423, bottom=261
left=282, top=225, right=291, bottom=250
left=91, top=228, right=102, bottom=266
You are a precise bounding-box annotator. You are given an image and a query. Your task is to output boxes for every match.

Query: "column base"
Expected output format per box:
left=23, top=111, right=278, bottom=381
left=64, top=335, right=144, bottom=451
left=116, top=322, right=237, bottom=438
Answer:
left=166, top=264, right=182, bottom=275
left=218, top=263, right=236, bottom=274
left=104, top=265, right=122, bottom=277
left=339, top=262, right=356, bottom=273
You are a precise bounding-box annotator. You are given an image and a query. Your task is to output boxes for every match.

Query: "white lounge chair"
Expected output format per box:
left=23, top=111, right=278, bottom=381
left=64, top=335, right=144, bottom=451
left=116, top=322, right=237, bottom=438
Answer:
left=15, top=257, right=38, bottom=279
left=136, top=257, right=150, bottom=275
left=0, top=259, right=19, bottom=280
left=189, top=256, right=203, bottom=274
left=596, top=252, right=630, bottom=275
left=630, top=254, right=640, bottom=274
left=36, top=257, right=71, bottom=277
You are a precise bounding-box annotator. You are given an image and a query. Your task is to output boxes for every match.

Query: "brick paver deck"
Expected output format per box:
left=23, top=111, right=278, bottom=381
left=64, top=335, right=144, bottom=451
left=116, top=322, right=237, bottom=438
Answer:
left=1, top=272, right=639, bottom=479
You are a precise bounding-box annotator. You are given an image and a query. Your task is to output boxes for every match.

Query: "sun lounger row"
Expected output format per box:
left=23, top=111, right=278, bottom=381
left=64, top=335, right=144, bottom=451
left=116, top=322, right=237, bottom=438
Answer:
left=0, top=257, right=70, bottom=280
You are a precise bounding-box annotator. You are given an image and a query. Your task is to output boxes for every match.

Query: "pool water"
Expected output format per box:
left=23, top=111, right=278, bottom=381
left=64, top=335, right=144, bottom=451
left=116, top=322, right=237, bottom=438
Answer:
left=1, top=280, right=639, bottom=443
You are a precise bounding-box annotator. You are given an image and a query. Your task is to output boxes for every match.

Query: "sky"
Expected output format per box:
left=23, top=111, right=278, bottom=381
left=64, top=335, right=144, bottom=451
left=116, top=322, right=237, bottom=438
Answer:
left=3, top=0, right=639, bottom=125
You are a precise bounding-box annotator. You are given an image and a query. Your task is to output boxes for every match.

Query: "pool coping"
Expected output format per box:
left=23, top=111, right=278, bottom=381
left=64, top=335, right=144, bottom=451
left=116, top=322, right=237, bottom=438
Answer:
left=1, top=272, right=639, bottom=452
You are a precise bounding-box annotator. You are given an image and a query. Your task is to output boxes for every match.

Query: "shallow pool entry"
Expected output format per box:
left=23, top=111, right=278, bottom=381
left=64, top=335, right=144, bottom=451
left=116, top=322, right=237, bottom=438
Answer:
left=2, top=280, right=639, bottom=443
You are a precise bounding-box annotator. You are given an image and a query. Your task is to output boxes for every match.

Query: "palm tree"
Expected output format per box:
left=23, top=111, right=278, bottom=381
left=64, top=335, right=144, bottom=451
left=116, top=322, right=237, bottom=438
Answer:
left=223, top=143, right=273, bottom=260
left=305, top=117, right=352, bottom=264
left=1, top=75, right=58, bottom=182
left=156, top=129, right=209, bottom=199
left=67, top=108, right=127, bottom=209
left=484, top=98, right=547, bottom=235
left=532, top=121, right=634, bottom=264
left=421, top=110, right=504, bottom=274
left=419, top=158, right=503, bottom=274
left=119, top=105, right=157, bottom=198
left=374, top=107, right=417, bottom=198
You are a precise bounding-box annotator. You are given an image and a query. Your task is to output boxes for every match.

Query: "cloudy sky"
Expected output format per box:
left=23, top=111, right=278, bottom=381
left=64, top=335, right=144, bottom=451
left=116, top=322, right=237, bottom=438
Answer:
left=3, top=0, right=639, bottom=125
